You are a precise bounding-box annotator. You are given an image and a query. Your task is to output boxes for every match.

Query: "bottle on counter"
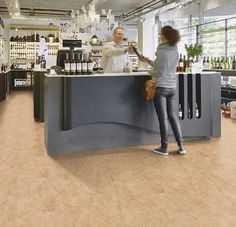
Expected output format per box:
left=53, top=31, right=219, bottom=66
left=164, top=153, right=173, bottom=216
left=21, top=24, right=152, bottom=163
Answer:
left=216, top=57, right=220, bottom=69
left=196, top=103, right=200, bottom=118
left=87, top=53, right=94, bottom=75
left=185, top=57, right=190, bottom=72
left=187, top=103, right=191, bottom=119
left=70, top=53, right=76, bottom=75
left=183, top=55, right=187, bottom=72
left=81, top=54, right=88, bottom=75
left=228, top=57, right=233, bottom=70
left=221, top=57, right=226, bottom=69
left=206, top=57, right=210, bottom=69
left=76, top=53, right=82, bottom=75
left=232, top=56, right=236, bottom=70
left=179, top=54, right=184, bottom=72
left=64, top=53, right=70, bottom=75
left=203, top=56, right=206, bottom=69
left=179, top=104, right=183, bottom=120
left=211, top=57, right=215, bottom=69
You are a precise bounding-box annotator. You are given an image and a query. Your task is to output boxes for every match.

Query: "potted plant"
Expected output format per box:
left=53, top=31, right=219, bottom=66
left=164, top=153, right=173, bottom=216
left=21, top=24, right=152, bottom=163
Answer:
left=184, top=43, right=203, bottom=72
left=184, top=43, right=203, bottom=61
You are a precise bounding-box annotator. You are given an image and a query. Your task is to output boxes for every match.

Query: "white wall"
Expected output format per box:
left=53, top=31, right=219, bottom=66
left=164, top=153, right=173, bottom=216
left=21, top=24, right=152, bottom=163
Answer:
left=138, top=16, right=156, bottom=60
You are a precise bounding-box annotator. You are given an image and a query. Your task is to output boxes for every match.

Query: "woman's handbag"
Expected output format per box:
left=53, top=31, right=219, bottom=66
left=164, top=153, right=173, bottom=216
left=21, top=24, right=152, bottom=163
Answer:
left=144, top=80, right=156, bottom=101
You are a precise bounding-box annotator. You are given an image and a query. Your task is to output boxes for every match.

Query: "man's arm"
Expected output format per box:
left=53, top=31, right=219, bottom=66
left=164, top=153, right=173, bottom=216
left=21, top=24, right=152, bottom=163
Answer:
left=103, top=43, right=133, bottom=57
left=103, top=43, right=126, bottom=57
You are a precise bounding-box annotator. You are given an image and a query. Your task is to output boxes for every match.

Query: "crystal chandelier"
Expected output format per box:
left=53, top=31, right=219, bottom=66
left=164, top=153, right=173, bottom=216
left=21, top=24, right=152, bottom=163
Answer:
left=74, top=1, right=116, bottom=33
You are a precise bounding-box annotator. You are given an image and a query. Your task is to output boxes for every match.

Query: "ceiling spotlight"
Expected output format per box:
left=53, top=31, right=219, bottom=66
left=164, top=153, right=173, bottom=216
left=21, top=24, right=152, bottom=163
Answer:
left=140, top=17, right=145, bottom=22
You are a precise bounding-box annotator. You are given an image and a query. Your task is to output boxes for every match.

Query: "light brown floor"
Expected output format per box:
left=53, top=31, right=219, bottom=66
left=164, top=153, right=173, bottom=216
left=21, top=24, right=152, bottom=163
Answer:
left=0, top=91, right=236, bottom=227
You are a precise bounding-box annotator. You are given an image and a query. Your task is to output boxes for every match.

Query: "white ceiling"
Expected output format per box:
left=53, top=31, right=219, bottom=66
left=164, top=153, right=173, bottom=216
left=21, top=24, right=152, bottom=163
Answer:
left=0, top=0, right=152, bottom=14
left=204, top=1, right=236, bottom=17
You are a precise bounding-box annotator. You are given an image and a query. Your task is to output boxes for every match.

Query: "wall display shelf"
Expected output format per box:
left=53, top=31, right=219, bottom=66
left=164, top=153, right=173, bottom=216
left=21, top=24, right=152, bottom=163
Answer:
left=10, top=42, right=60, bottom=60
left=91, top=44, right=103, bottom=68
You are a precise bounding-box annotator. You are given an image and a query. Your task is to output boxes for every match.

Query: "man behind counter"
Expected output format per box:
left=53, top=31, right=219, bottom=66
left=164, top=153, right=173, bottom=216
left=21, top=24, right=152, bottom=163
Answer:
left=101, top=27, right=134, bottom=73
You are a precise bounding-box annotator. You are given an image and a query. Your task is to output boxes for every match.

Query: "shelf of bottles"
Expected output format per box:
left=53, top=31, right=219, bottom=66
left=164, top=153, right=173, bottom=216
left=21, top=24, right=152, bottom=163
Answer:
left=10, top=42, right=60, bottom=60
left=91, top=45, right=103, bottom=69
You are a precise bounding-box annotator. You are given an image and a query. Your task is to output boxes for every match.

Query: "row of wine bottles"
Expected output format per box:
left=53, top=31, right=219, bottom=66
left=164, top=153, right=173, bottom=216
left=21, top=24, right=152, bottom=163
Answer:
left=177, top=54, right=236, bottom=72
left=176, top=54, right=194, bottom=73
left=178, top=103, right=200, bottom=120
left=203, top=56, right=236, bottom=70
left=64, top=53, right=94, bottom=75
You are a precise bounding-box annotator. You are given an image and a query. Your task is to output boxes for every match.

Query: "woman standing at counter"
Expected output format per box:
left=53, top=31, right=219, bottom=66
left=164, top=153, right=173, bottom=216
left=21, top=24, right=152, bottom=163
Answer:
left=140, top=26, right=186, bottom=156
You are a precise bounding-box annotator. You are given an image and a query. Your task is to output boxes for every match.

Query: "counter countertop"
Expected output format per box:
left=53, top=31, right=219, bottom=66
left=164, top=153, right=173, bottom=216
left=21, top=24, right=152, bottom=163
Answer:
left=45, top=71, right=221, bottom=78
left=33, top=69, right=48, bottom=72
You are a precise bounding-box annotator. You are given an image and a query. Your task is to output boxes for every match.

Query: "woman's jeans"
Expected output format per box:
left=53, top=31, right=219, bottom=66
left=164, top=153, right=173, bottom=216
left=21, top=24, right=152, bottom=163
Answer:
left=153, top=87, right=183, bottom=149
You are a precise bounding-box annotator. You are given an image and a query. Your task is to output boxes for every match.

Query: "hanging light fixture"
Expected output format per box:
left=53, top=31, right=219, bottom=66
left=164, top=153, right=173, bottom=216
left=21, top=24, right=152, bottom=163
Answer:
left=91, top=35, right=99, bottom=45
left=73, top=1, right=115, bottom=33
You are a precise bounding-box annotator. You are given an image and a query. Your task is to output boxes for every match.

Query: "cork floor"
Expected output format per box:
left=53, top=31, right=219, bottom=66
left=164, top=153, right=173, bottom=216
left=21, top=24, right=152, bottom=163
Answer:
left=0, top=90, right=236, bottom=227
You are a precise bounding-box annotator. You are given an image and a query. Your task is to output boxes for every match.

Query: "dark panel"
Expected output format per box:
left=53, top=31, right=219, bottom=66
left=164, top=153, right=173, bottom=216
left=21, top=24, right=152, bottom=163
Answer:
left=187, top=74, right=193, bottom=119
left=196, top=73, right=201, bottom=119
left=63, top=76, right=158, bottom=132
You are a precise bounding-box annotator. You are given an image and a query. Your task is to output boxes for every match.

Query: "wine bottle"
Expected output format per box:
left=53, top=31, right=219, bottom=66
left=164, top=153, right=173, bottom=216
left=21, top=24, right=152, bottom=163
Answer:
left=183, top=55, right=186, bottom=72
left=221, top=57, right=224, bottom=69
left=232, top=56, right=236, bottom=70
left=203, top=56, right=206, bottom=69
left=81, top=54, right=87, bottom=75
left=206, top=57, right=210, bottom=69
left=187, top=103, right=191, bottom=119
left=70, top=53, right=76, bottom=75
left=179, top=54, right=184, bottom=72
left=216, top=57, right=220, bottom=69
left=196, top=103, right=200, bottom=118
left=179, top=104, right=183, bottom=120
left=133, top=46, right=142, bottom=59
left=76, top=53, right=82, bottom=75
left=64, top=53, right=70, bottom=75
left=87, top=53, right=94, bottom=75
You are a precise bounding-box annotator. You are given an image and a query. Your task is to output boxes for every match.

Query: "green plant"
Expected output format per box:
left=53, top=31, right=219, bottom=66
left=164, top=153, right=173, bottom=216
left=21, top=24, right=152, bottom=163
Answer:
left=184, top=43, right=203, bottom=59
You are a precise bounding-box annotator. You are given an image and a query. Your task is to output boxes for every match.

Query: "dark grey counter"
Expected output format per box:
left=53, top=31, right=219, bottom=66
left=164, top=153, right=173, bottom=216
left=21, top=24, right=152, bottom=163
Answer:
left=33, top=70, right=47, bottom=122
left=0, top=72, right=10, bottom=102
left=44, top=72, right=221, bottom=155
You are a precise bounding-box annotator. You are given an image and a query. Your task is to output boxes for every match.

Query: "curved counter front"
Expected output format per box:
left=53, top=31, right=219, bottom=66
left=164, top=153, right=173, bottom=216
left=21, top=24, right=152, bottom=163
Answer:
left=44, top=72, right=221, bottom=155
